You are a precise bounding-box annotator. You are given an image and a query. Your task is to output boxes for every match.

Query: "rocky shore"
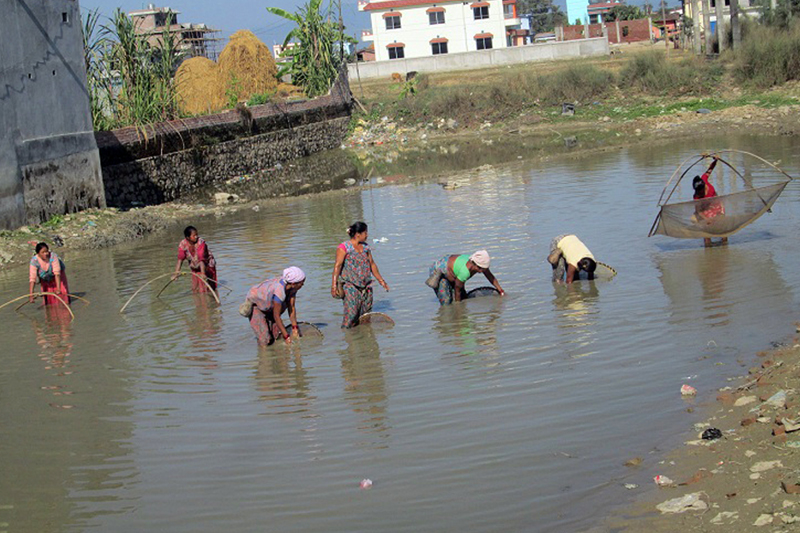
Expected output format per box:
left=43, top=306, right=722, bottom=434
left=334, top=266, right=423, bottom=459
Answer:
left=603, top=325, right=800, bottom=532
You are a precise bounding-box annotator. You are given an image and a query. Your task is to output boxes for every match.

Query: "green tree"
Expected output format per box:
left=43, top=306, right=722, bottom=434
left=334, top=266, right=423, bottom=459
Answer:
left=604, top=5, right=645, bottom=22
left=518, top=0, right=568, bottom=32
left=267, top=0, right=354, bottom=98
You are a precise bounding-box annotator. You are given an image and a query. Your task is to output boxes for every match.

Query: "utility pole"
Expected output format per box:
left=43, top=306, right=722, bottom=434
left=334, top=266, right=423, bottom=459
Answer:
left=702, top=0, right=712, bottom=55
left=661, top=0, right=669, bottom=55
left=730, top=0, right=741, bottom=49
left=692, top=0, right=702, bottom=54
left=714, top=0, right=724, bottom=52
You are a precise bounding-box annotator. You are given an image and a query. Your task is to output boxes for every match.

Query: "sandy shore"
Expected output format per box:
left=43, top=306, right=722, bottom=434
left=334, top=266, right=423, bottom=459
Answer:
left=600, top=325, right=800, bottom=531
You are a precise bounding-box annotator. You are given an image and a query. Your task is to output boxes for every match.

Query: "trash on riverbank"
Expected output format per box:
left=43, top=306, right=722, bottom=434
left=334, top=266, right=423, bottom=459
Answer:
left=701, top=428, right=722, bottom=440
left=681, top=384, right=697, bottom=396
left=653, top=475, right=674, bottom=487
left=655, top=492, right=707, bottom=513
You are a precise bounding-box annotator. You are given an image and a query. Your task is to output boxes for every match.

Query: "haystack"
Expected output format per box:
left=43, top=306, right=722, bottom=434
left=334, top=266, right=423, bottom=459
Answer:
left=175, top=57, right=226, bottom=115
left=217, top=30, right=278, bottom=102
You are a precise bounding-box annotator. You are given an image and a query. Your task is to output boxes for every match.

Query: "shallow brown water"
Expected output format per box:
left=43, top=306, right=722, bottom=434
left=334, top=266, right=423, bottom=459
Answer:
left=1, top=134, right=799, bottom=532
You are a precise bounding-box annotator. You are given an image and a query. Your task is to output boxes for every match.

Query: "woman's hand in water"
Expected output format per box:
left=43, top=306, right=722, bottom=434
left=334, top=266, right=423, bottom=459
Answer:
left=292, top=326, right=301, bottom=339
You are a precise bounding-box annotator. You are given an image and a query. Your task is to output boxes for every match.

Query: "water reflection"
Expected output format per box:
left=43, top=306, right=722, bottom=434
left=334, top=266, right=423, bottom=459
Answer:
left=552, top=282, right=600, bottom=359
left=655, top=245, right=794, bottom=333
left=340, top=327, right=390, bottom=446
left=254, top=345, right=315, bottom=416
left=434, top=297, right=503, bottom=370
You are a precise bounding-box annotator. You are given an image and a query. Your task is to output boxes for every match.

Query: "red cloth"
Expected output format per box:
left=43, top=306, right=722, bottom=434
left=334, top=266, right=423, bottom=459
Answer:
left=178, top=238, right=217, bottom=292
left=41, top=271, right=70, bottom=306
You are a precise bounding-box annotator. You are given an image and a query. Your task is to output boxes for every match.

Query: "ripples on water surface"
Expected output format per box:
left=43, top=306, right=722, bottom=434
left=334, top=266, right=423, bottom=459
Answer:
left=1, top=135, right=799, bottom=532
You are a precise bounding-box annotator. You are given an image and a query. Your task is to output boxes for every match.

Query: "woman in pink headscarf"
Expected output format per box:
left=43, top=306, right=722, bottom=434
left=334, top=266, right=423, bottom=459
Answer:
left=244, top=267, right=306, bottom=346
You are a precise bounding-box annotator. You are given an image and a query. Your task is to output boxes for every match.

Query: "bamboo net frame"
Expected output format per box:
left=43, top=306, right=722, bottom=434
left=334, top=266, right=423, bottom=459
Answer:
left=120, top=271, right=220, bottom=314
left=649, top=149, right=794, bottom=238
left=0, top=292, right=75, bottom=321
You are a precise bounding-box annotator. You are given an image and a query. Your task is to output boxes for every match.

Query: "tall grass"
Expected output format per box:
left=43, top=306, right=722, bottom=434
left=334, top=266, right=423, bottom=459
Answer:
left=81, top=8, right=184, bottom=130
left=620, top=51, right=722, bottom=95
left=733, top=20, right=800, bottom=87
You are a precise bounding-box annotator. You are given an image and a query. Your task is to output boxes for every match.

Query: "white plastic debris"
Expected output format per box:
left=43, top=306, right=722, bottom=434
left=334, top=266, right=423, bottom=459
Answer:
left=624, top=483, right=638, bottom=490
left=359, top=479, right=373, bottom=490
left=681, top=384, right=697, bottom=396
left=653, top=475, right=674, bottom=487
left=750, top=460, right=783, bottom=473
left=656, top=493, right=707, bottom=514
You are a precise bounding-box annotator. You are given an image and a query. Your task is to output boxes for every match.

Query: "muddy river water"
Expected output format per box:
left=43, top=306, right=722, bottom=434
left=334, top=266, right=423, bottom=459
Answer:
left=1, top=135, right=799, bottom=532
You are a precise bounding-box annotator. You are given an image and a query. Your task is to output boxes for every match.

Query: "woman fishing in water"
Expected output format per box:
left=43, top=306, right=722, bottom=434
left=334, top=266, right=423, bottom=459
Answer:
left=426, top=250, right=504, bottom=305
left=331, top=222, right=390, bottom=328
left=173, top=226, right=218, bottom=291
left=244, top=267, right=306, bottom=346
left=28, top=242, right=70, bottom=306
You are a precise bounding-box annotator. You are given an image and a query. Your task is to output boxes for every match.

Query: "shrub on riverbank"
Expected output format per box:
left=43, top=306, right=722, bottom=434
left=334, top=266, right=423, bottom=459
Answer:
left=620, top=51, right=722, bottom=95
left=733, top=20, right=800, bottom=87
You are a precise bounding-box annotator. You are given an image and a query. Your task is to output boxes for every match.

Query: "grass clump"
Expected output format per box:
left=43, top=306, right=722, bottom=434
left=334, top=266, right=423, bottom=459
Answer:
left=733, top=20, right=800, bottom=88
left=536, top=64, right=615, bottom=103
left=620, top=51, right=721, bottom=95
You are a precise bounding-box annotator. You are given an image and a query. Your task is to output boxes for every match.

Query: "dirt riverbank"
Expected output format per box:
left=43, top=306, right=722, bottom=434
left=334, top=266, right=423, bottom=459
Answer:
left=598, top=325, right=800, bottom=531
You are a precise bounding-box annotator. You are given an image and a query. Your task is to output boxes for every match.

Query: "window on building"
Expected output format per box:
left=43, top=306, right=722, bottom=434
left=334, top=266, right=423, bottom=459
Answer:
left=431, top=41, right=448, bottom=55
left=388, top=46, right=405, bottom=59
left=385, top=15, right=401, bottom=30
left=476, top=36, right=493, bottom=50
left=622, top=26, right=629, bottom=37
left=473, top=6, right=489, bottom=20
left=503, top=4, right=515, bottom=18
left=61, top=12, right=69, bottom=23
left=429, top=11, right=445, bottom=24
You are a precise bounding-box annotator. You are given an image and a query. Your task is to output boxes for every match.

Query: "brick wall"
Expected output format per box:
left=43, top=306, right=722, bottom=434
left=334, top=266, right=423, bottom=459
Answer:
left=559, top=18, right=654, bottom=44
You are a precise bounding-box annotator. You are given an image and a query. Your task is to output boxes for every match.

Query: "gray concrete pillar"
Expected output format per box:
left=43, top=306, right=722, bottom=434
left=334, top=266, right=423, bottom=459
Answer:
left=702, top=0, right=713, bottom=54
left=731, top=0, right=741, bottom=49
left=615, top=20, right=621, bottom=42
left=693, top=0, right=702, bottom=53
left=715, top=0, right=725, bottom=52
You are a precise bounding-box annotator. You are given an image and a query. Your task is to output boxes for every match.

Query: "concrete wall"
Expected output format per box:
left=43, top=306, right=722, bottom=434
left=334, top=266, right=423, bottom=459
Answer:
left=348, top=37, right=609, bottom=79
left=0, top=0, right=105, bottom=230
left=97, top=68, right=353, bottom=208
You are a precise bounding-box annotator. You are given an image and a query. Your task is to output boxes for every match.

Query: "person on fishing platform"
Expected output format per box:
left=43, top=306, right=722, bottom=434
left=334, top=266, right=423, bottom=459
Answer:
left=331, top=221, right=390, bottom=328
left=548, top=234, right=596, bottom=284
left=28, top=242, right=70, bottom=306
left=173, top=226, right=217, bottom=292
left=245, top=267, right=306, bottom=346
left=692, top=156, right=728, bottom=247
left=426, top=250, right=504, bottom=305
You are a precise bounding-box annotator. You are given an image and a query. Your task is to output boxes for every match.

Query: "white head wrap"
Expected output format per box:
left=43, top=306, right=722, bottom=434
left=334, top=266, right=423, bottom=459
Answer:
left=469, top=250, right=490, bottom=269
left=282, top=266, right=306, bottom=283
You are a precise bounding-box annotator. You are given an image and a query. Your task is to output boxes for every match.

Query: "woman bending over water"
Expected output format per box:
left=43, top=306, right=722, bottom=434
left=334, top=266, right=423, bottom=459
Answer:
left=427, top=250, right=504, bottom=305
left=246, top=267, right=306, bottom=346
left=174, top=226, right=217, bottom=292
left=331, top=222, right=390, bottom=328
left=28, top=242, right=70, bottom=306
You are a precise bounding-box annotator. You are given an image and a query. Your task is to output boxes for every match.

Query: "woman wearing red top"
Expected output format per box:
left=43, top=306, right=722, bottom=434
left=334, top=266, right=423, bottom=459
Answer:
left=692, top=157, right=727, bottom=247
left=28, top=242, right=70, bottom=306
left=173, top=226, right=217, bottom=292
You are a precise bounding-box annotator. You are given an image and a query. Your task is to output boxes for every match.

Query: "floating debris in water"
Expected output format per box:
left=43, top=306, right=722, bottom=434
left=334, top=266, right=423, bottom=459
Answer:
left=360, top=479, right=373, bottom=490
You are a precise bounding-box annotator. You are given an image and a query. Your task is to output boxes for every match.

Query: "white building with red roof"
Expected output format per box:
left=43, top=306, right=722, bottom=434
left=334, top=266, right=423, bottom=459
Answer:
left=358, top=0, right=523, bottom=62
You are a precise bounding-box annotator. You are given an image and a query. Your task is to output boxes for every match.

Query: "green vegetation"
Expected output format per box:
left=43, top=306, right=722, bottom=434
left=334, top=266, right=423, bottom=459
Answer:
left=620, top=52, right=723, bottom=95
left=266, top=0, right=354, bottom=97
left=733, top=20, right=800, bottom=87
left=247, top=90, right=277, bottom=106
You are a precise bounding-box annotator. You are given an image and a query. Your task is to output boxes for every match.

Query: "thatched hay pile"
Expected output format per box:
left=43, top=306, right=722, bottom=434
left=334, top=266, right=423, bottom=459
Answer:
left=217, top=30, right=279, bottom=101
left=175, top=57, right=226, bottom=115
left=174, top=31, right=285, bottom=115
